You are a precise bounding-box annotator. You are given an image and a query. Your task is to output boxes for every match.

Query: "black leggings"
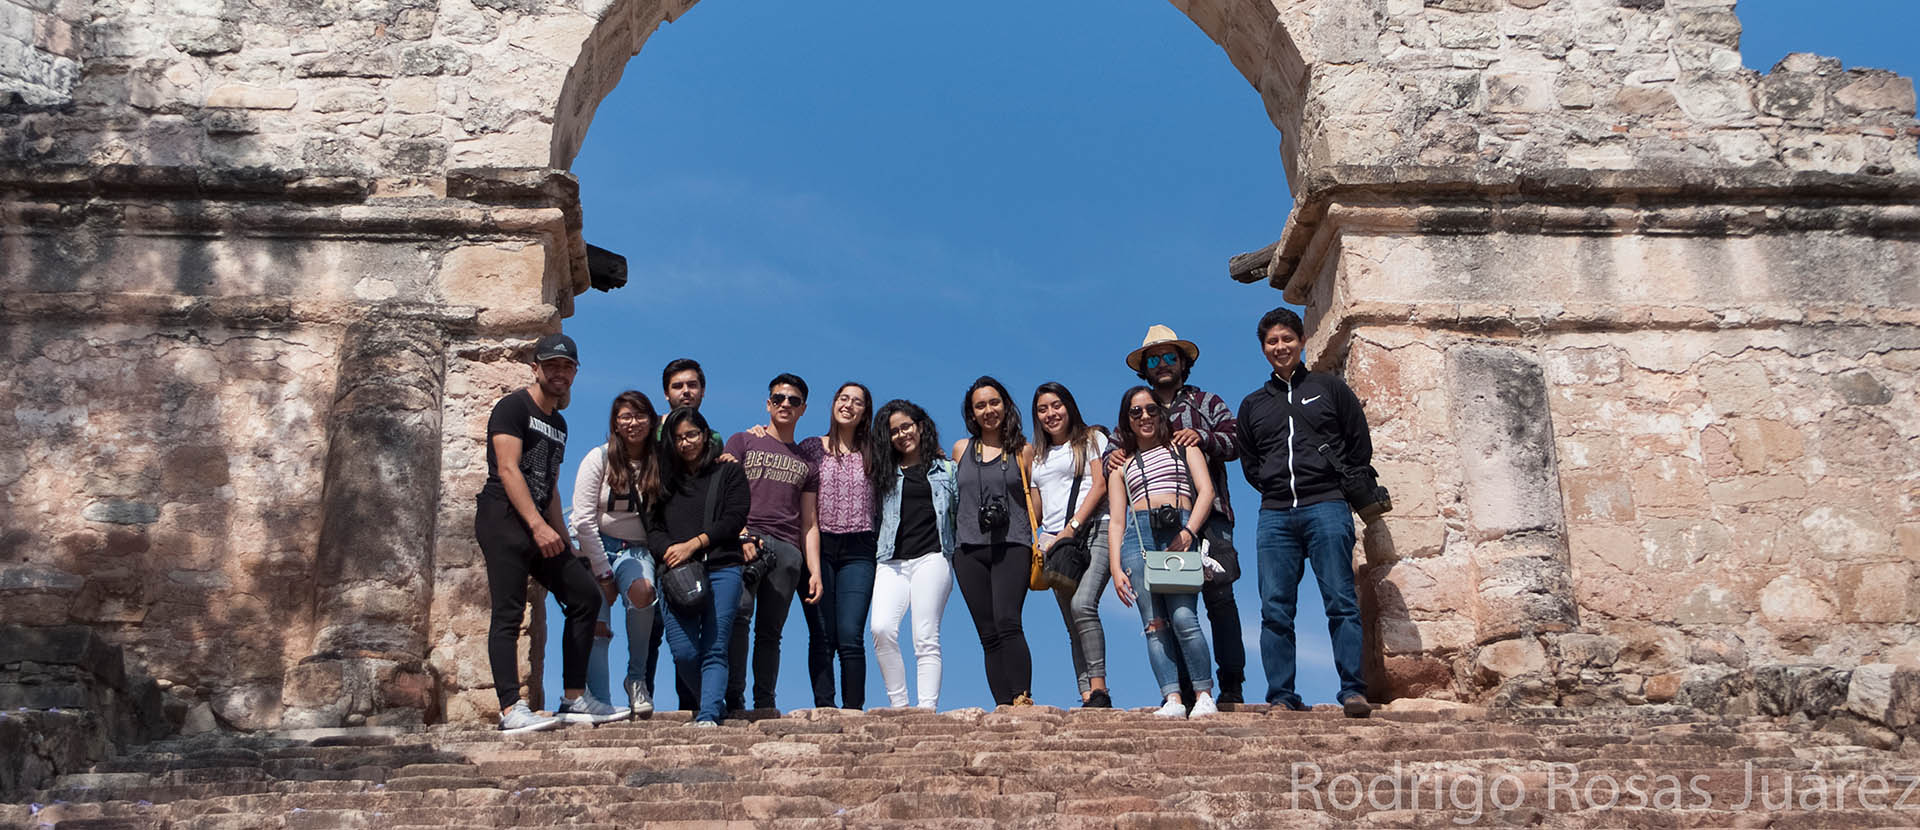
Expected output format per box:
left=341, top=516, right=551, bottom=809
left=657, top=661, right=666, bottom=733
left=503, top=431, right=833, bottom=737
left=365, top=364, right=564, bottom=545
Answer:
left=476, top=503, right=603, bottom=710
left=953, top=542, right=1032, bottom=705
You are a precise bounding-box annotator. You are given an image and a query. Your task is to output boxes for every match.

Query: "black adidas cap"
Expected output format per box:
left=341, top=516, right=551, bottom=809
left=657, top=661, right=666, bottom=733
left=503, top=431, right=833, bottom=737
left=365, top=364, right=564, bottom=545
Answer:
left=532, top=333, right=579, bottom=365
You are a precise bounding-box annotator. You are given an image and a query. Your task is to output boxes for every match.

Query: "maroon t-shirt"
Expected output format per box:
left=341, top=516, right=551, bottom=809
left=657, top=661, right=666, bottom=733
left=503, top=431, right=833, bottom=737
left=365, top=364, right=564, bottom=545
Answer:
left=723, top=431, right=820, bottom=547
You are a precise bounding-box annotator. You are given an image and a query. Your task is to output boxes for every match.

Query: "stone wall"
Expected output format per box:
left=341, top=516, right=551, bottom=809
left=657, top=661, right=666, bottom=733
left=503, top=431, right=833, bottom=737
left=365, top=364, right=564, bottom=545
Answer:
left=1, top=0, right=1916, bottom=727
left=1276, top=185, right=1920, bottom=706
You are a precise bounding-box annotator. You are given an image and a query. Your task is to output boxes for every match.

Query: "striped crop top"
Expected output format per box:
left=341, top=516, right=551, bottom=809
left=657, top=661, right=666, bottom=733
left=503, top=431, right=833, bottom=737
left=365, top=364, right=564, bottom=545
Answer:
left=1123, top=445, right=1195, bottom=505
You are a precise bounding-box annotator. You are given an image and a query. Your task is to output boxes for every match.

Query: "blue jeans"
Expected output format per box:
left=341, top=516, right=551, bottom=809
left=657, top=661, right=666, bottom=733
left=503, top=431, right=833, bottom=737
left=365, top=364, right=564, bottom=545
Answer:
left=1117, top=509, right=1213, bottom=697
left=804, top=531, right=877, bottom=709
left=661, top=564, right=745, bottom=723
left=1256, top=501, right=1365, bottom=706
left=586, top=537, right=656, bottom=704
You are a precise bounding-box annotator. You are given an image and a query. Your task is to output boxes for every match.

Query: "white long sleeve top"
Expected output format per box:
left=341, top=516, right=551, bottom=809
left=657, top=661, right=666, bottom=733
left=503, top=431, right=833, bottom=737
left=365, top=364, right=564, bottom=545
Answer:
left=568, top=443, right=649, bottom=578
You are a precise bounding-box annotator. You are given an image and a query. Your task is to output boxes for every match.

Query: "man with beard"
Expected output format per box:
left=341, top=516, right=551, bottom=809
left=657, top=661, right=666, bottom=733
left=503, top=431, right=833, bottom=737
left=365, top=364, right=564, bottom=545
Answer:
left=1106, top=325, right=1247, bottom=705
left=477, top=334, right=627, bottom=732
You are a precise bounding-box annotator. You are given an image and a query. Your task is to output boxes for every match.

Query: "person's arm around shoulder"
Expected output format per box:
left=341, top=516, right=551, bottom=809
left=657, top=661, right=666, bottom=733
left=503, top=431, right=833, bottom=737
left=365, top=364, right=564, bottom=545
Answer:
left=1106, top=462, right=1134, bottom=607
left=569, top=446, right=614, bottom=580
left=1196, top=391, right=1240, bottom=463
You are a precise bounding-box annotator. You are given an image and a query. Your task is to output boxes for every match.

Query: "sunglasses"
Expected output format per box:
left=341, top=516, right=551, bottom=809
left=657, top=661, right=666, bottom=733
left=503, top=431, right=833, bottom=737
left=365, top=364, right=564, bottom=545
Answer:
left=769, top=393, right=806, bottom=407
left=1128, top=403, right=1165, bottom=419
left=1143, top=353, right=1182, bottom=369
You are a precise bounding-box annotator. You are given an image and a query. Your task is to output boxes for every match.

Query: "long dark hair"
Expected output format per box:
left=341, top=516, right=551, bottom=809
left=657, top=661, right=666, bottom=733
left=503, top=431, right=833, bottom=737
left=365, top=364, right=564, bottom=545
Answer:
left=657, top=406, right=719, bottom=492
left=605, top=390, right=662, bottom=503
left=960, top=375, right=1025, bottom=457
left=1030, top=381, right=1096, bottom=474
left=871, top=399, right=944, bottom=505
left=826, top=381, right=875, bottom=471
left=1113, top=385, right=1173, bottom=454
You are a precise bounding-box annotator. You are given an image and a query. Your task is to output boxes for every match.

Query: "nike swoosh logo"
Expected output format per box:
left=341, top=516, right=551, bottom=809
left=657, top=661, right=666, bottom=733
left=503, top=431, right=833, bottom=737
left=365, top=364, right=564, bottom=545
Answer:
left=1302, top=396, right=1322, bottom=404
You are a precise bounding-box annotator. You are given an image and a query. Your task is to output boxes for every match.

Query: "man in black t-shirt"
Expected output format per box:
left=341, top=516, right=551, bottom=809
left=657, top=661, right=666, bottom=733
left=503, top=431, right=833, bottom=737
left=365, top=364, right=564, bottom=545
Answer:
left=476, top=333, right=627, bottom=733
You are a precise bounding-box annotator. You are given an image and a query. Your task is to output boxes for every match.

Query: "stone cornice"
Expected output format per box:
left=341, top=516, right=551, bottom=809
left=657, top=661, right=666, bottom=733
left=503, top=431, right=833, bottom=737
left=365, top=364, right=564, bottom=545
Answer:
left=1234, top=166, right=1920, bottom=301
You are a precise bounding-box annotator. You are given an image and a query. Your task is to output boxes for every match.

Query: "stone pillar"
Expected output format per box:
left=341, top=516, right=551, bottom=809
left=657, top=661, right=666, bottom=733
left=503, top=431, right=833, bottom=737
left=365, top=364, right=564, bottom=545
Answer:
left=282, top=316, right=447, bottom=729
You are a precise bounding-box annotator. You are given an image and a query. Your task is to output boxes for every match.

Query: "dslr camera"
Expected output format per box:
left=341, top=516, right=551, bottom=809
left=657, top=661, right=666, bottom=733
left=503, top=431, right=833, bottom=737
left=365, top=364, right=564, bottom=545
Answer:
left=977, top=496, right=1010, bottom=534
left=1149, top=504, right=1183, bottom=533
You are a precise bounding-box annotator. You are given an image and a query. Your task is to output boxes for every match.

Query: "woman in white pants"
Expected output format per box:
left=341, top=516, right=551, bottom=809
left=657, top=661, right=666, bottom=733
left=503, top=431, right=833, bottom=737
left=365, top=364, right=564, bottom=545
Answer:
left=867, top=399, right=957, bottom=709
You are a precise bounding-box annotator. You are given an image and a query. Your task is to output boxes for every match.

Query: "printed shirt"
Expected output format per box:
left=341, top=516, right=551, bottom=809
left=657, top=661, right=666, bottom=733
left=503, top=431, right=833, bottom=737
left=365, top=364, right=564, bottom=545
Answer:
left=480, top=388, right=567, bottom=511
left=1165, top=385, right=1239, bottom=524
left=722, top=431, right=820, bottom=547
left=798, top=437, right=874, bottom=534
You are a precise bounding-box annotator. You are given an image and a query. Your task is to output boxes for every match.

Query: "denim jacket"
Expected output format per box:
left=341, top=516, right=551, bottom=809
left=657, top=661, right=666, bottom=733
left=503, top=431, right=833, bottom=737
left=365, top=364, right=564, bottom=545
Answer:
left=874, top=458, right=958, bottom=563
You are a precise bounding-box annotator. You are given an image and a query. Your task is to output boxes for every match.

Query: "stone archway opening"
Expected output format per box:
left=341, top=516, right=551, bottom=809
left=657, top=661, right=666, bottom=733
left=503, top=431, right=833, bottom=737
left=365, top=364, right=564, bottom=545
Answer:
left=2, top=0, right=1914, bottom=730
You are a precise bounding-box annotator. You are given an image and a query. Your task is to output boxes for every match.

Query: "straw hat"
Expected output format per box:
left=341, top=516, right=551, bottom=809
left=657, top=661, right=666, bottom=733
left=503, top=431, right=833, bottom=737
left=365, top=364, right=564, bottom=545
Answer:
left=1126, top=324, right=1200, bottom=372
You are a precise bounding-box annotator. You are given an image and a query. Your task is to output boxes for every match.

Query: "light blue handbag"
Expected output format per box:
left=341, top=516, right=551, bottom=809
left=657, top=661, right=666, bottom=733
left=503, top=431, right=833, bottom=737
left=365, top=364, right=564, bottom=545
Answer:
left=1132, top=452, right=1204, bottom=595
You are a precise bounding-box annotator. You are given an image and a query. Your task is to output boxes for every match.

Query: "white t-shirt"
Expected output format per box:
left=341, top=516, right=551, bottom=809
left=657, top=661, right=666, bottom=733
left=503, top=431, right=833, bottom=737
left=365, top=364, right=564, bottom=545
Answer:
left=1028, top=431, right=1109, bottom=533
left=568, top=443, right=649, bottom=577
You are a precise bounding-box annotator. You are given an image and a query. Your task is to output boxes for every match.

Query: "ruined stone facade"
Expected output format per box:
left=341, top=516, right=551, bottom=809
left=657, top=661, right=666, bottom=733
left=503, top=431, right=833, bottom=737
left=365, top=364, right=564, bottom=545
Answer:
left=1, top=0, right=1914, bottom=728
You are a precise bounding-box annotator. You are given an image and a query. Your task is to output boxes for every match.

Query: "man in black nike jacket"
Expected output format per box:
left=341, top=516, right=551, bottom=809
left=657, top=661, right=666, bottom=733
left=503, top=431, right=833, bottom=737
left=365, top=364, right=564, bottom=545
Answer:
left=1234, top=307, right=1373, bottom=718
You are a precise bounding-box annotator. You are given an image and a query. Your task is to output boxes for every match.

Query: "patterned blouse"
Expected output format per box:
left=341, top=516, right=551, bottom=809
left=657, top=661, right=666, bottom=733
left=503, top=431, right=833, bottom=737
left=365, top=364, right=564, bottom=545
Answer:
left=798, top=436, right=874, bottom=534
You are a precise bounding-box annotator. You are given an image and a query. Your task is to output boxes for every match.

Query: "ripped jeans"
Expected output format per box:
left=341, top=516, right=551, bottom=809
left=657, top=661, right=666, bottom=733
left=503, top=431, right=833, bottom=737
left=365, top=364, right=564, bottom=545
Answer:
left=1116, top=508, right=1213, bottom=698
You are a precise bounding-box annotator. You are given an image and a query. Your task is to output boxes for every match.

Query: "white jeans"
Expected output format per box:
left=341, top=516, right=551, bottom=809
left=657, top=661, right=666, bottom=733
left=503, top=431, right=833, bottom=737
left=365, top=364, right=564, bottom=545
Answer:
left=869, top=552, right=953, bottom=709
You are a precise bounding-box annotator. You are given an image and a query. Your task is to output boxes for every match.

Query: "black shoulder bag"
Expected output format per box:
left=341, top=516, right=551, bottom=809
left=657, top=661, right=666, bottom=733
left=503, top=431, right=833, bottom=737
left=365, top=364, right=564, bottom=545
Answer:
left=659, top=471, right=724, bottom=613
left=1287, top=392, right=1392, bottom=521
left=1039, top=447, right=1093, bottom=591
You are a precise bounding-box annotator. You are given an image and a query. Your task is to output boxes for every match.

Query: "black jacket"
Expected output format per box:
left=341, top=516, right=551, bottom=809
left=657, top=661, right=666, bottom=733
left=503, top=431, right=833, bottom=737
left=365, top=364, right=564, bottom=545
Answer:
left=1235, top=365, right=1374, bottom=510
left=647, top=461, right=751, bottom=570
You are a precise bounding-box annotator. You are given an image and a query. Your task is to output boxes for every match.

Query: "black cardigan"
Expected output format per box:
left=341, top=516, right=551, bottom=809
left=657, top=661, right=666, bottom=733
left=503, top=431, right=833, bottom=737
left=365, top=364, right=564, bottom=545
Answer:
left=647, top=461, right=751, bottom=569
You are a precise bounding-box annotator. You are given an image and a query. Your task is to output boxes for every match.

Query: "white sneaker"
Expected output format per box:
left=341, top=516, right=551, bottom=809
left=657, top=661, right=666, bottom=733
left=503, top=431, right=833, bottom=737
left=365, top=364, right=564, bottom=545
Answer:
left=625, top=678, right=654, bottom=717
left=1189, top=694, right=1219, bottom=718
left=498, top=701, right=561, bottom=734
left=1153, top=697, right=1188, bottom=719
left=692, top=719, right=719, bottom=728
left=556, top=691, right=630, bottom=725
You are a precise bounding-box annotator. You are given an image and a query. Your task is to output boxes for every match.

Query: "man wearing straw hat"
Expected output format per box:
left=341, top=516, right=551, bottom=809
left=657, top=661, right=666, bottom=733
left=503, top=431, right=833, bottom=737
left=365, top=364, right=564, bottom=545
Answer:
left=1107, top=324, right=1247, bottom=705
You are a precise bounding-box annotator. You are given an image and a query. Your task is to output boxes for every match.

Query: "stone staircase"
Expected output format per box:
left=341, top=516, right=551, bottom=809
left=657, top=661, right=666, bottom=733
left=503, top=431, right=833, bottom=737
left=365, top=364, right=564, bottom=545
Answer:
left=7, top=705, right=1920, bottom=829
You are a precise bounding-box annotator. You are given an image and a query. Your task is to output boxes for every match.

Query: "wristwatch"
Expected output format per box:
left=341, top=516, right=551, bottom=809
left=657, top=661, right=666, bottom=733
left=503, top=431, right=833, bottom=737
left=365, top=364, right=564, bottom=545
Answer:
left=1067, top=517, right=1082, bottom=532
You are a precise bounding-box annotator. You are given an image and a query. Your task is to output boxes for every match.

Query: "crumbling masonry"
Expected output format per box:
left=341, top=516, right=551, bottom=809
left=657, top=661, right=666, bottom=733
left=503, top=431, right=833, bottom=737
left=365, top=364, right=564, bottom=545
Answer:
left=2, top=0, right=1915, bottom=729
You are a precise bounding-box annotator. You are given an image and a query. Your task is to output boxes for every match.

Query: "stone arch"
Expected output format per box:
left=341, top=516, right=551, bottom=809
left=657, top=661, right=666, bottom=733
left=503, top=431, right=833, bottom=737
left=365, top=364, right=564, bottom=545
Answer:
left=0, top=0, right=1915, bottom=727
left=544, top=0, right=1312, bottom=185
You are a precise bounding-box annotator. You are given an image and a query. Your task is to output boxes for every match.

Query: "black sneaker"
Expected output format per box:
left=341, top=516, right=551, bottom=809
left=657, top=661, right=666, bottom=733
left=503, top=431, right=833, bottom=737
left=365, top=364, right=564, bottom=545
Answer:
left=1084, top=690, right=1112, bottom=709
left=1341, top=694, right=1372, bottom=719
left=1217, top=686, right=1243, bottom=706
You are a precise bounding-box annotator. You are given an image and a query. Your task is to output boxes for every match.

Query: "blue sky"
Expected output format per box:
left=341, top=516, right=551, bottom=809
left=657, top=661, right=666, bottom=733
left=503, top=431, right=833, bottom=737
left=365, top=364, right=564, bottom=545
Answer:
left=541, top=0, right=1919, bottom=712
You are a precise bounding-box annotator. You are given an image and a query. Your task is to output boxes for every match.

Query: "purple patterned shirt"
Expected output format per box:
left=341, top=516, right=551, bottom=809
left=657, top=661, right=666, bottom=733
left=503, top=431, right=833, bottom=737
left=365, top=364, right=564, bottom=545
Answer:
left=798, top=436, right=874, bottom=534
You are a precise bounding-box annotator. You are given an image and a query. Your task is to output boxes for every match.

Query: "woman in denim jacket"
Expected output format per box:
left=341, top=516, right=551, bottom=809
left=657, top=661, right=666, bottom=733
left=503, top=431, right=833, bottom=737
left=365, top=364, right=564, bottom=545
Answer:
left=867, top=399, right=958, bottom=709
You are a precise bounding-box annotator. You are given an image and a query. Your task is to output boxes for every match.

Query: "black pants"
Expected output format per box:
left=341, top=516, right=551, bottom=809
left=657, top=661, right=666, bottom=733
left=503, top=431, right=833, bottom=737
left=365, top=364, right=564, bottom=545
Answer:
left=476, top=502, right=602, bottom=711
left=726, top=536, right=806, bottom=710
left=804, top=531, right=878, bottom=709
left=1176, top=515, right=1248, bottom=702
left=954, top=542, right=1032, bottom=705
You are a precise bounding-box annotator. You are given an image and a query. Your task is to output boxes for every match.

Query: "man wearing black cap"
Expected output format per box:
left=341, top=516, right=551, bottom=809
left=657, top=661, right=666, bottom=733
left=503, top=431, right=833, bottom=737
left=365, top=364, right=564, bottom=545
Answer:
left=475, top=333, right=628, bottom=732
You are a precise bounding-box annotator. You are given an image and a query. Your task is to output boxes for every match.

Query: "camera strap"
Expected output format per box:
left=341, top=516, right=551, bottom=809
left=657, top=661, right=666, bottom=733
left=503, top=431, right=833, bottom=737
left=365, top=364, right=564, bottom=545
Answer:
left=1280, top=389, right=1364, bottom=481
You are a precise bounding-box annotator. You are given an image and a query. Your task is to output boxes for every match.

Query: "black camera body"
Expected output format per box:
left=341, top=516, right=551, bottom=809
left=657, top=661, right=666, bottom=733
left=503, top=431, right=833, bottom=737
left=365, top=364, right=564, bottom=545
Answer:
left=1149, top=504, right=1182, bottom=533
left=977, top=497, right=1009, bottom=534
left=1338, top=467, right=1393, bottom=521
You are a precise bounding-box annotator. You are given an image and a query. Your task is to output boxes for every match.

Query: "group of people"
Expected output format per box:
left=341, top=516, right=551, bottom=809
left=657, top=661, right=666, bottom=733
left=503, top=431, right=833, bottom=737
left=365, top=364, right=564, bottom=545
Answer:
left=472, top=306, right=1377, bottom=732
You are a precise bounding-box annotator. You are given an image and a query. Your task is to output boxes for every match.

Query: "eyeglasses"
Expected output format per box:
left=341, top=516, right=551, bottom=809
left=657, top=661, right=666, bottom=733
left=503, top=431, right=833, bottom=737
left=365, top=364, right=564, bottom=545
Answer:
left=769, top=393, right=806, bottom=408
left=673, top=431, right=706, bottom=445
left=1128, top=404, right=1164, bottom=420
left=1143, top=353, right=1181, bottom=369
left=888, top=422, right=917, bottom=437
left=615, top=414, right=650, bottom=425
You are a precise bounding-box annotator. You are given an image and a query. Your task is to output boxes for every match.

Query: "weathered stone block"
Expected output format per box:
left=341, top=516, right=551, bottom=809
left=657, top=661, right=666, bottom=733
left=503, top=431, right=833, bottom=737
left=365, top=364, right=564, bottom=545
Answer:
left=205, top=84, right=299, bottom=110
left=1752, top=665, right=1851, bottom=717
